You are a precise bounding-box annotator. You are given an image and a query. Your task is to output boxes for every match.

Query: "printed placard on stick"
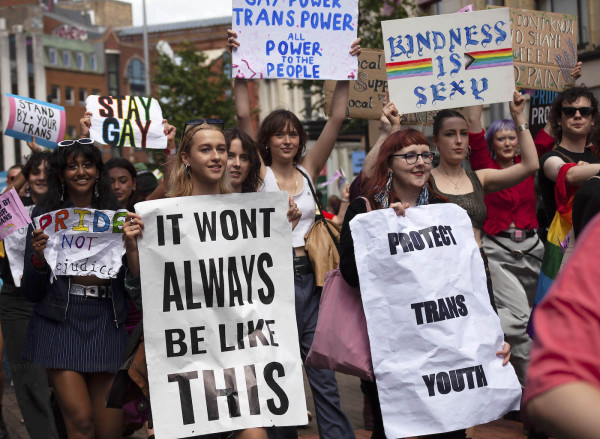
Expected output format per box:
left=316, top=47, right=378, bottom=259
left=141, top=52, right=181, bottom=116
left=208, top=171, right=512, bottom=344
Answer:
left=232, top=0, right=359, bottom=80
left=135, top=192, right=307, bottom=437
left=382, top=8, right=514, bottom=114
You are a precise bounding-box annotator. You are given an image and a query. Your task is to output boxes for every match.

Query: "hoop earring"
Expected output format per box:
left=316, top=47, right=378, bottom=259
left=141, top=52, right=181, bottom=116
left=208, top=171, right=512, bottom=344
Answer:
left=185, top=164, right=191, bottom=177
left=59, top=182, right=64, bottom=203
left=94, top=178, right=99, bottom=198
left=467, top=146, right=472, bottom=158
left=374, top=170, right=393, bottom=209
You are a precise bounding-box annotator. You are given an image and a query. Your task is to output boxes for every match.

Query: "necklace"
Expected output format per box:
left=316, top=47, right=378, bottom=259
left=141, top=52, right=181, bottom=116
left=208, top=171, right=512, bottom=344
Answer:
left=273, top=170, right=299, bottom=193
left=438, top=169, right=464, bottom=190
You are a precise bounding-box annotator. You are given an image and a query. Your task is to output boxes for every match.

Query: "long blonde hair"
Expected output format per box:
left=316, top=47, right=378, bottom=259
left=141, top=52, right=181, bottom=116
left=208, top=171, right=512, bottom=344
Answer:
left=167, top=123, right=232, bottom=197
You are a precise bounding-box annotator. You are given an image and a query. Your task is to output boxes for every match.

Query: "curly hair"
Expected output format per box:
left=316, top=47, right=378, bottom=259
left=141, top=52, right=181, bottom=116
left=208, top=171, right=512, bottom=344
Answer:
left=224, top=128, right=263, bottom=192
left=22, top=150, right=52, bottom=179
left=36, top=142, right=120, bottom=213
left=167, top=123, right=232, bottom=197
left=256, top=110, right=307, bottom=166
left=549, top=85, right=598, bottom=142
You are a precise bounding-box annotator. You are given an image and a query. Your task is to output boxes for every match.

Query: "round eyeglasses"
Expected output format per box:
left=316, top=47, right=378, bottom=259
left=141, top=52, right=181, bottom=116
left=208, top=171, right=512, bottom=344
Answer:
left=391, top=152, right=435, bottom=164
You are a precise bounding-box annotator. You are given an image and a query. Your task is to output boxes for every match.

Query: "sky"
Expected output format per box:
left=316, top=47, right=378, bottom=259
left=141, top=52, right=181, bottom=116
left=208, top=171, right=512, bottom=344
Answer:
left=123, top=0, right=233, bottom=26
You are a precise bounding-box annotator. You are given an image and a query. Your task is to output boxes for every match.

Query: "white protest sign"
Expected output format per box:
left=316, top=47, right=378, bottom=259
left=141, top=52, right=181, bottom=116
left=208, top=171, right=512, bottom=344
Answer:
left=34, top=208, right=128, bottom=279
left=232, top=0, right=358, bottom=80
left=86, top=95, right=167, bottom=149
left=135, top=192, right=307, bottom=437
left=4, top=205, right=35, bottom=287
left=382, top=8, right=514, bottom=114
left=4, top=94, right=66, bottom=149
left=351, top=204, right=521, bottom=438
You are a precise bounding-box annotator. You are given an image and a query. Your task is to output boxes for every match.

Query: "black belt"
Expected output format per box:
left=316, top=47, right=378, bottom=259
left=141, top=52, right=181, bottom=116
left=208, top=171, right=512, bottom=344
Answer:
left=486, top=234, right=543, bottom=262
left=495, top=229, right=536, bottom=242
left=293, top=256, right=313, bottom=276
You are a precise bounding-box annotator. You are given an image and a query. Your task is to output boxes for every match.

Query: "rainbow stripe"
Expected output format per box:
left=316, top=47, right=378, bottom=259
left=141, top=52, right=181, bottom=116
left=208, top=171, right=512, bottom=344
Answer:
left=465, top=48, right=513, bottom=70
left=386, top=58, right=433, bottom=80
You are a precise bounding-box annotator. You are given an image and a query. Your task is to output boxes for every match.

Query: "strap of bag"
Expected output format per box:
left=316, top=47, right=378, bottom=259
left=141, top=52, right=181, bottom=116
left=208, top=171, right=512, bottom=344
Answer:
left=554, top=149, right=574, bottom=164
left=296, top=167, right=339, bottom=252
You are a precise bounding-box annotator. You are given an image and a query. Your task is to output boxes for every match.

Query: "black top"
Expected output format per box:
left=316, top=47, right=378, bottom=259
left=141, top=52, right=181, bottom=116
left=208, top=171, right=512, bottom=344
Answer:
left=572, top=173, right=600, bottom=238
left=538, top=146, right=597, bottom=222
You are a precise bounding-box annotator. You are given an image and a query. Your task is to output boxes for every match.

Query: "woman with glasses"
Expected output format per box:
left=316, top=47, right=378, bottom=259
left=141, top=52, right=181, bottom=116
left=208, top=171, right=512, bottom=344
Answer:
left=339, top=128, right=511, bottom=439
left=20, top=139, right=132, bottom=439
left=228, top=29, right=360, bottom=439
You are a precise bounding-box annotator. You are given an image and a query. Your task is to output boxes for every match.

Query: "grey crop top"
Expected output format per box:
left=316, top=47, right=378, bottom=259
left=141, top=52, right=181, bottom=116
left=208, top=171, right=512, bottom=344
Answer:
left=430, top=170, right=487, bottom=229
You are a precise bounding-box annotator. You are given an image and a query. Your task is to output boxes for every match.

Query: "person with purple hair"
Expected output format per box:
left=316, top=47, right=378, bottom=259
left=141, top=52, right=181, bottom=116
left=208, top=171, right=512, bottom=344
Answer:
left=466, top=105, right=544, bottom=391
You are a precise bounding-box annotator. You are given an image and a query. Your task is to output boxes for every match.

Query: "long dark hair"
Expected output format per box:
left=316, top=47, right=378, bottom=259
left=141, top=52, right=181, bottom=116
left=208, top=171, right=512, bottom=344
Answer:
left=432, top=109, right=467, bottom=138
left=256, top=110, right=307, bottom=166
left=224, top=128, right=263, bottom=192
left=105, top=157, right=138, bottom=210
left=37, top=143, right=120, bottom=213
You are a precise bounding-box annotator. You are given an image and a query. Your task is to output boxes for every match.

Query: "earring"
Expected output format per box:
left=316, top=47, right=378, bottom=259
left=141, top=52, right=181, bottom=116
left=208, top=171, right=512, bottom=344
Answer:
left=94, top=178, right=99, bottom=198
left=185, top=164, right=191, bottom=177
left=59, top=182, right=64, bottom=203
left=374, top=170, right=393, bottom=208
left=416, top=185, right=430, bottom=206
left=467, top=145, right=472, bottom=158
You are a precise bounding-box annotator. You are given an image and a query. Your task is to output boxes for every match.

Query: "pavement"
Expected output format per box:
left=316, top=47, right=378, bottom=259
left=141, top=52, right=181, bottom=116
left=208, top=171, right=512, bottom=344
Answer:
left=1, top=371, right=528, bottom=438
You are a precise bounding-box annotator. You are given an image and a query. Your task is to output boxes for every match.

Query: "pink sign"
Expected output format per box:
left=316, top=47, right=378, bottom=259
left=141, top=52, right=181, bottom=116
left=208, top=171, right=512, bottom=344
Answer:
left=0, top=188, right=32, bottom=241
left=458, top=4, right=474, bottom=12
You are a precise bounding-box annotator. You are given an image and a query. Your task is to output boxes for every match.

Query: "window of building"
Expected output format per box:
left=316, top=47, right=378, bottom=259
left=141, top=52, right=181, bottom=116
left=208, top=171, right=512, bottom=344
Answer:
left=48, top=47, right=57, bottom=65
left=76, top=52, right=85, bottom=70
left=106, top=53, right=120, bottom=96
left=535, top=0, right=588, bottom=47
left=126, top=58, right=146, bottom=96
left=79, top=88, right=87, bottom=105
left=65, top=87, right=74, bottom=105
left=50, top=85, right=60, bottom=104
left=91, top=89, right=100, bottom=96
left=90, top=54, right=97, bottom=71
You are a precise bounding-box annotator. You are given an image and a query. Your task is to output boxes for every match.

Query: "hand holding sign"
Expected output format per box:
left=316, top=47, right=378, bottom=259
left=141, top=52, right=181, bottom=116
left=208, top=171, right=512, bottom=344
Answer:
left=31, top=228, right=49, bottom=262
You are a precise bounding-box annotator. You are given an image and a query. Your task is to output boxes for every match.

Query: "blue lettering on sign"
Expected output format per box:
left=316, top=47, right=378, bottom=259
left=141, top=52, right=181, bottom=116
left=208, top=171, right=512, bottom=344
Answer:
left=416, top=32, right=431, bottom=57
left=449, top=80, right=466, bottom=99
left=471, top=78, right=489, bottom=101
left=432, top=31, right=446, bottom=53
left=494, top=21, right=507, bottom=44
left=465, top=25, right=478, bottom=49
left=449, top=53, right=462, bottom=76
left=387, top=35, right=414, bottom=60
left=449, top=28, right=461, bottom=53
left=267, top=63, right=320, bottom=78
left=414, top=87, right=427, bottom=107
left=435, top=56, right=445, bottom=79
left=431, top=83, right=447, bottom=104
left=480, top=24, right=493, bottom=47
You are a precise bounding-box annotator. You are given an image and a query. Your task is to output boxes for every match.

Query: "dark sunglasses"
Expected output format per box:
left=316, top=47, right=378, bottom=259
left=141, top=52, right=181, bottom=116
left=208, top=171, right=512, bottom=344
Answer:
left=561, top=106, right=594, bottom=118
left=180, top=119, right=224, bottom=143
left=57, top=138, right=95, bottom=149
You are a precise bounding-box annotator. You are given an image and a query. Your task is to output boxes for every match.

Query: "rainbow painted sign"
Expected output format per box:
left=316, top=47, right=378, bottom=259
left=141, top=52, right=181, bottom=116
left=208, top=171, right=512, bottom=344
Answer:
left=382, top=8, right=514, bottom=113
left=0, top=188, right=32, bottom=241
left=4, top=94, right=66, bottom=149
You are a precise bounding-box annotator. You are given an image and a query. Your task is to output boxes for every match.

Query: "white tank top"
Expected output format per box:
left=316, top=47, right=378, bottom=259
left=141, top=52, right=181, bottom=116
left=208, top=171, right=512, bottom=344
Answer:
left=260, top=164, right=316, bottom=248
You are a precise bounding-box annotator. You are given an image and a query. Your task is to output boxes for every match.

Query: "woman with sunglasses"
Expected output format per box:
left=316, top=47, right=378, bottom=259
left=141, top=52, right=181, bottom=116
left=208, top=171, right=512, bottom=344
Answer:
left=123, top=123, right=270, bottom=439
left=339, top=128, right=511, bottom=439
left=228, top=30, right=360, bottom=439
left=20, top=138, right=132, bottom=439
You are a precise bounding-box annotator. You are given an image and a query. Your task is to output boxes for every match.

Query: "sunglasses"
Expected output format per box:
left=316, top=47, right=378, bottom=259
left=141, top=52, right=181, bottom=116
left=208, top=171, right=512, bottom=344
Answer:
left=561, top=106, right=594, bottom=118
left=180, top=119, right=224, bottom=143
left=57, top=138, right=95, bottom=148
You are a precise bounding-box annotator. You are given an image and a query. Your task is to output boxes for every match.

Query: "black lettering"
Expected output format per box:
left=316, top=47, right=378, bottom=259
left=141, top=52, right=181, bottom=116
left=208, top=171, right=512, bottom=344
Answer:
left=449, top=369, right=465, bottom=392
left=418, top=227, right=434, bottom=248
left=475, top=365, right=488, bottom=388
left=411, top=302, right=425, bottom=325
left=444, top=226, right=457, bottom=244
left=163, top=262, right=184, bottom=312
left=247, top=319, right=270, bottom=347
left=157, top=215, right=165, bottom=246
left=399, top=233, right=414, bottom=252
left=244, top=365, right=261, bottom=415
left=438, top=225, right=451, bottom=245
left=220, top=210, right=239, bottom=240
left=264, top=362, right=289, bottom=415
left=199, top=258, right=225, bottom=307
left=167, top=371, right=198, bottom=425
left=257, top=253, right=274, bottom=304
left=409, top=231, right=425, bottom=250
left=265, top=320, right=279, bottom=346
left=98, top=96, right=114, bottom=117
left=166, top=214, right=183, bottom=245
left=242, top=255, right=255, bottom=304
left=437, top=297, right=451, bottom=320
left=462, top=366, right=476, bottom=389
left=259, top=207, right=275, bottom=238
left=445, top=296, right=458, bottom=318
left=219, top=324, right=235, bottom=352
left=456, top=294, right=468, bottom=316
left=165, top=329, right=187, bottom=357
left=102, top=118, right=120, bottom=146
left=436, top=372, right=452, bottom=394
left=190, top=326, right=206, bottom=355
left=431, top=226, right=443, bottom=246
left=203, top=368, right=241, bottom=421
left=423, top=373, right=436, bottom=396
left=228, top=257, right=243, bottom=306
left=184, top=260, right=202, bottom=310
left=424, top=301, right=440, bottom=323
left=195, top=211, right=217, bottom=241
left=240, top=209, right=257, bottom=239
left=388, top=233, right=400, bottom=255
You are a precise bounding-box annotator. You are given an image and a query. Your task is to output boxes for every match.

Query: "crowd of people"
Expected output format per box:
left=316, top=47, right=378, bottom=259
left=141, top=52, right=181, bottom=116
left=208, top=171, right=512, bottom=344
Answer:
left=0, top=26, right=596, bottom=439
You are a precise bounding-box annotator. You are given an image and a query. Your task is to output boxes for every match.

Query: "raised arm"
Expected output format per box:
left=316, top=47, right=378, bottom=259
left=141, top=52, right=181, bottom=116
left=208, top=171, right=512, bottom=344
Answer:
left=466, top=104, right=495, bottom=171
left=476, top=90, right=539, bottom=194
left=301, top=39, right=361, bottom=181
left=227, top=29, right=255, bottom=140
left=362, top=101, right=401, bottom=179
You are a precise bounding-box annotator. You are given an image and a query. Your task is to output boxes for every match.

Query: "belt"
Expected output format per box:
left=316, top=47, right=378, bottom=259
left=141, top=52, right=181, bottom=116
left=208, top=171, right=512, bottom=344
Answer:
left=495, top=229, right=536, bottom=242
left=70, top=284, right=112, bottom=299
left=293, top=256, right=313, bottom=276
left=486, top=235, right=543, bottom=262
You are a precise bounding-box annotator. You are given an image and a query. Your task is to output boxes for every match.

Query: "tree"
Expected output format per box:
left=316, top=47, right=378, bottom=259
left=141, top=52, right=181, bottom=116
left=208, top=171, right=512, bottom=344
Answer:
left=154, top=43, right=235, bottom=134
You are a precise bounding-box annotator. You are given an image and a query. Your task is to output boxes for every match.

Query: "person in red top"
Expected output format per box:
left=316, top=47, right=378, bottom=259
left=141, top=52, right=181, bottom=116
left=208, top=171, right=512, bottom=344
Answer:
left=523, top=212, right=600, bottom=439
left=466, top=104, right=549, bottom=389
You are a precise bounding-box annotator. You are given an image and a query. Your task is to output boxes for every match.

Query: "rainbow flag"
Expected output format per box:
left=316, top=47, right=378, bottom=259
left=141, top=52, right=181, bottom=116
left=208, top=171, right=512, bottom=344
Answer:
left=386, top=58, right=433, bottom=80
left=464, top=48, right=513, bottom=70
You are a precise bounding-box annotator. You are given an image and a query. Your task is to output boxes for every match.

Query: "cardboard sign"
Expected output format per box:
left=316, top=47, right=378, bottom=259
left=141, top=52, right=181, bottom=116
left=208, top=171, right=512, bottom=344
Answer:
left=351, top=204, right=521, bottom=437
left=33, top=208, right=128, bottom=279
left=4, top=204, right=35, bottom=287
left=4, top=94, right=66, bottom=149
left=0, top=189, right=32, bottom=241
left=86, top=95, right=167, bottom=149
left=135, top=192, right=307, bottom=437
left=381, top=9, right=514, bottom=114
left=491, top=6, right=577, bottom=92
left=232, top=0, right=359, bottom=80
left=529, top=89, right=558, bottom=138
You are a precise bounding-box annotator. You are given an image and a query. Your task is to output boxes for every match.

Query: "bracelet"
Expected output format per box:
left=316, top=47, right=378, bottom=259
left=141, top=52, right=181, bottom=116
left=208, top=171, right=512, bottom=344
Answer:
left=341, top=198, right=349, bottom=202
left=517, top=123, right=529, bottom=133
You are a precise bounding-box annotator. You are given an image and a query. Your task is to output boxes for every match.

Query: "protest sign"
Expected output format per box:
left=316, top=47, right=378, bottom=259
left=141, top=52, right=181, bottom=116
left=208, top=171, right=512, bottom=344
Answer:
left=33, top=208, right=127, bottom=279
left=86, top=95, right=167, bottom=149
left=382, top=9, right=514, bottom=114
left=351, top=204, right=521, bottom=437
left=231, top=0, right=358, bottom=80
left=0, top=189, right=32, bottom=241
left=4, top=94, right=66, bottom=149
left=135, top=192, right=307, bottom=437
left=529, top=89, right=557, bottom=138
left=5, top=204, right=35, bottom=287
left=491, top=6, right=577, bottom=92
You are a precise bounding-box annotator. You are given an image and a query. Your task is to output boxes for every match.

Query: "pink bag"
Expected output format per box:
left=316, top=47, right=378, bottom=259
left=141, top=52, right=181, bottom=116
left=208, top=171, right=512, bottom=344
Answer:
left=305, top=198, right=374, bottom=381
